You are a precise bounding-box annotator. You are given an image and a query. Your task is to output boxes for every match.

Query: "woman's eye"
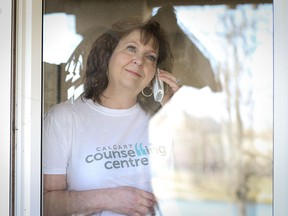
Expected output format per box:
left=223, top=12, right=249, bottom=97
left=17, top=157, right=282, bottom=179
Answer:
left=127, top=45, right=136, bottom=52
left=146, top=55, right=157, bottom=62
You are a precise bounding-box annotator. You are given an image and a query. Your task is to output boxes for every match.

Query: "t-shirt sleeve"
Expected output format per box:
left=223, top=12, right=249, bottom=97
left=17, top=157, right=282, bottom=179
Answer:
left=42, top=105, right=73, bottom=174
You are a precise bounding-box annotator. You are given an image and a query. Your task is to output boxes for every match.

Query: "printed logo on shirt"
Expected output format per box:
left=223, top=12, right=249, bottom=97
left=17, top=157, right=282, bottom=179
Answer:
left=84, top=143, right=166, bottom=170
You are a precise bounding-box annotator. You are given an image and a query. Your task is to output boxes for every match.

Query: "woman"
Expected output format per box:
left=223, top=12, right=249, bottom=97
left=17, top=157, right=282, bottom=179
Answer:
left=43, top=17, right=180, bottom=216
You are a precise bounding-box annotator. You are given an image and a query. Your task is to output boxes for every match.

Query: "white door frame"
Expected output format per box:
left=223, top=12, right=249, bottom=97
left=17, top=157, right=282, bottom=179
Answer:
left=273, top=0, right=288, bottom=215
left=0, top=0, right=43, bottom=215
left=0, top=0, right=13, bottom=214
left=0, top=0, right=287, bottom=215
left=13, top=0, right=42, bottom=216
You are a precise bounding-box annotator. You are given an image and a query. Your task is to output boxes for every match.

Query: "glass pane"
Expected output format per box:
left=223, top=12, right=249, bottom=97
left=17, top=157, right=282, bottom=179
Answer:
left=43, top=1, right=273, bottom=215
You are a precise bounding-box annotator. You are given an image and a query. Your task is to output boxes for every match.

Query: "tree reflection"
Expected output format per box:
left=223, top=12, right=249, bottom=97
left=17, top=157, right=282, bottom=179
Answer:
left=150, top=4, right=272, bottom=216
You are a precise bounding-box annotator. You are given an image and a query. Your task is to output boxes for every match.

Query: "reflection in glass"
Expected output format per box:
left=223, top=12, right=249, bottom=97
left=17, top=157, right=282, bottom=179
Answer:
left=150, top=4, right=272, bottom=216
left=43, top=1, right=272, bottom=215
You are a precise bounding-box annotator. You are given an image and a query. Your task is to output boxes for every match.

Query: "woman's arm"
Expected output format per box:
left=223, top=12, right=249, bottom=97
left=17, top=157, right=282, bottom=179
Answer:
left=44, top=174, right=157, bottom=216
left=44, top=174, right=107, bottom=216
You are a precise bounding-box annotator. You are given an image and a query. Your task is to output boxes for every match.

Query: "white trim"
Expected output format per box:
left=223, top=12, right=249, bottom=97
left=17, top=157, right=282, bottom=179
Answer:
left=274, top=0, right=288, bottom=215
left=0, top=0, right=287, bottom=215
left=0, top=0, right=12, bottom=215
left=15, top=0, right=42, bottom=215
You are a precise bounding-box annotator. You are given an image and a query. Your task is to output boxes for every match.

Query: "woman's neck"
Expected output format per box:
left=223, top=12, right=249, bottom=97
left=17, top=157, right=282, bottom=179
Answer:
left=99, top=91, right=137, bottom=109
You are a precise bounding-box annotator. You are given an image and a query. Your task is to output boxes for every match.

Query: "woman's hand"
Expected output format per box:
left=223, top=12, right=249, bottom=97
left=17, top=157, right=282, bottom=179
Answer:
left=105, top=186, right=157, bottom=216
left=158, top=69, right=181, bottom=105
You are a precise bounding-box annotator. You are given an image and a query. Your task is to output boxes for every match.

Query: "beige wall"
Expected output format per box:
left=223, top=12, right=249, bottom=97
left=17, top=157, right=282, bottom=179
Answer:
left=43, top=0, right=220, bottom=112
left=44, top=0, right=153, bottom=112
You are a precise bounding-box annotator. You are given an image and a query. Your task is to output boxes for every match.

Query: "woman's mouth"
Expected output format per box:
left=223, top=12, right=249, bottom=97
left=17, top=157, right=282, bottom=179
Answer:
left=126, top=69, right=142, bottom=77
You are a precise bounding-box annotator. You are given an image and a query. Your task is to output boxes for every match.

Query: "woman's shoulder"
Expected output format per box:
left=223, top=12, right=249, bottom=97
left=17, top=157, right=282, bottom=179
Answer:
left=47, top=100, right=73, bottom=116
left=45, top=97, right=85, bottom=120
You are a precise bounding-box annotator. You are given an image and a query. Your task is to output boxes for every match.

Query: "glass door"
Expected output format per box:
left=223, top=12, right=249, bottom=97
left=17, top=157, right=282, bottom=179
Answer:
left=2, top=0, right=287, bottom=216
left=42, top=1, right=274, bottom=215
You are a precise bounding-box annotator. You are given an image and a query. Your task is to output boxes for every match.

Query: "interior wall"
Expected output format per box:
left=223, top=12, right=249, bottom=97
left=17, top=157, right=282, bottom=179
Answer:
left=43, top=0, right=223, bottom=112
left=44, top=0, right=153, bottom=112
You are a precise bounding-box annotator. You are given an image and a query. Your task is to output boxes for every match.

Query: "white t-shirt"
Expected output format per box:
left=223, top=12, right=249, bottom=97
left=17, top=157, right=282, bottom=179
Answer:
left=43, top=98, right=167, bottom=215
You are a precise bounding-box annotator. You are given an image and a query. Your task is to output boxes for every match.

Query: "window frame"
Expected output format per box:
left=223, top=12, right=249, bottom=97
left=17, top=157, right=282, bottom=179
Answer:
left=0, top=0, right=287, bottom=215
left=0, top=0, right=13, bottom=214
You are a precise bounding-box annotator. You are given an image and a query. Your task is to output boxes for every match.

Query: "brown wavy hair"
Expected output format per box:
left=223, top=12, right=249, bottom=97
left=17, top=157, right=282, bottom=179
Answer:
left=83, top=17, right=173, bottom=114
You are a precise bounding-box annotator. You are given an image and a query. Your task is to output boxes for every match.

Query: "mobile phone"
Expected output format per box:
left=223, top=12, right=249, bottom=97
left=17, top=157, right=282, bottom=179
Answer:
left=153, top=68, right=164, bottom=102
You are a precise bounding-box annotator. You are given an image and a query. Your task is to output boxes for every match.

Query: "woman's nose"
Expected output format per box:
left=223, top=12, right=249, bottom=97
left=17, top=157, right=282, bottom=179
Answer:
left=132, top=55, right=143, bottom=67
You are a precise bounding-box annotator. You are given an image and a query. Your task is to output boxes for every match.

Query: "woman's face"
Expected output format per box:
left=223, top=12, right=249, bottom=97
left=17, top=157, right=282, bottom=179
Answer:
left=107, top=29, right=158, bottom=96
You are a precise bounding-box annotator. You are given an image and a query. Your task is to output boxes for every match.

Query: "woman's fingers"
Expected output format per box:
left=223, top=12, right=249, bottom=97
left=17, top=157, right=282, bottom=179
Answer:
left=134, top=190, right=157, bottom=215
left=158, top=69, right=181, bottom=94
left=112, top=187, right=157, bottom=216
left=157, top=69, right=181, bottom=105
